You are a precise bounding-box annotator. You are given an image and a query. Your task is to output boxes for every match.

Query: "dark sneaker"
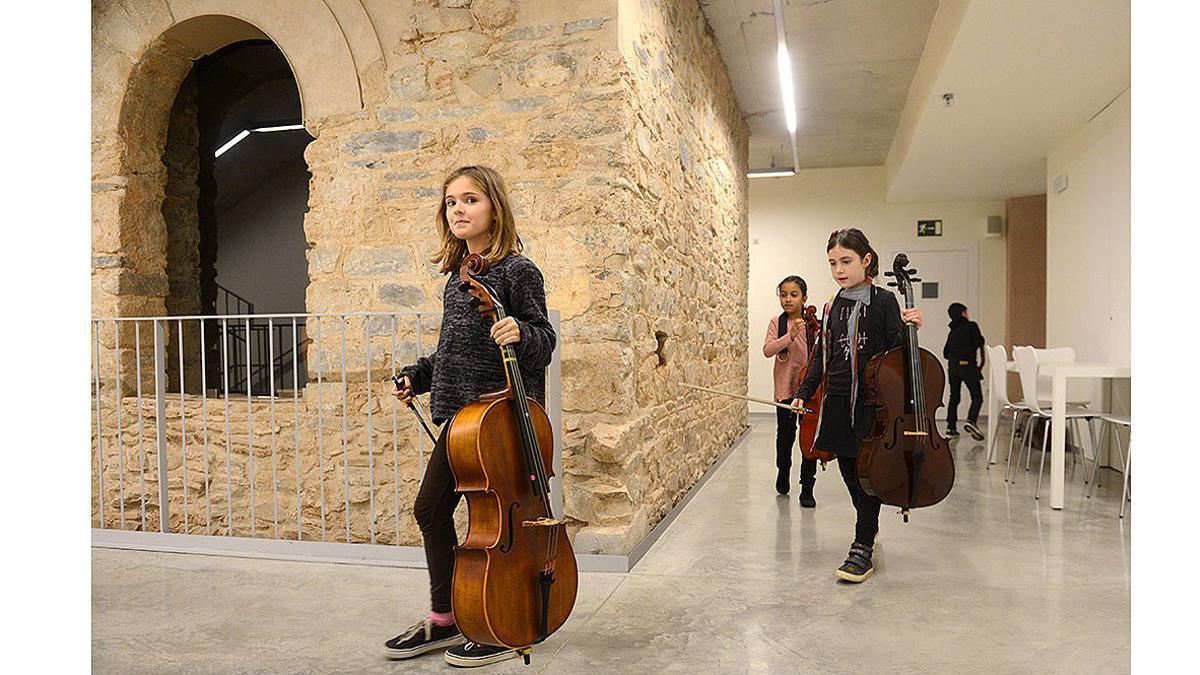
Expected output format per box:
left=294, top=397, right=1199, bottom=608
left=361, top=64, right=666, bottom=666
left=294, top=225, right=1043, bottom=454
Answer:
left=836, top=541, right=874, bottom=583
left=776, top=467, right=790, bottom=495
left=945, top=428, right=959, bottom=438
left=384, top=618, right=464, bottom=659
left=798, top=480, right=816, bottom=508
left=445, top=641, right=521, bottom=668
left=964, top=421, right=985, bottom=441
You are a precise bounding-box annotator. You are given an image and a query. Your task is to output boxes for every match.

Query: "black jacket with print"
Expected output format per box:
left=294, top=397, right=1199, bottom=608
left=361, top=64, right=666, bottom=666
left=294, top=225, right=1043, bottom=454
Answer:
left=794, top=284, right=906, bottom=438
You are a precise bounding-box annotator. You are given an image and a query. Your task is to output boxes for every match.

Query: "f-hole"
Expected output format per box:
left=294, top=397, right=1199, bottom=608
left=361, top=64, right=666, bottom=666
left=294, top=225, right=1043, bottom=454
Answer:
left=500, top=501, right=520, bottom=553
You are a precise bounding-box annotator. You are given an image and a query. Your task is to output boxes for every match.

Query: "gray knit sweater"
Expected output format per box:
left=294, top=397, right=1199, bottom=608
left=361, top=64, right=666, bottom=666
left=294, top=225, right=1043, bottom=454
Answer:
left=399, top=254, right=555, bottom=424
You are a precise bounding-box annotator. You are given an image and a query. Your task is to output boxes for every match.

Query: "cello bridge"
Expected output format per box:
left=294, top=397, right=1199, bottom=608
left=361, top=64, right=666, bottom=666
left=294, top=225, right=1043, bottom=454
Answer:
left=902, top=431, right=928, bottom=437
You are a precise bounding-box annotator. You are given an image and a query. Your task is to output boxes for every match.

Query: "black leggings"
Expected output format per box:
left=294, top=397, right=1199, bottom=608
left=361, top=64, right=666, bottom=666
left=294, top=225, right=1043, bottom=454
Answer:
left=775, top=402, right=817, bottom=483
left=817, top=394, right=881, bottom=546
left=837, top=454, right=881, bottom=546
left=412, top=425, right=459, bottom=614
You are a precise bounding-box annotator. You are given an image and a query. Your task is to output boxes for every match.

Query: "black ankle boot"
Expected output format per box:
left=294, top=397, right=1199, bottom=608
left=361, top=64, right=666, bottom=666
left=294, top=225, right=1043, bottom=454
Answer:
left=776, top=467, right=790, bottom=494
left=798, top=478, right=816, bottom=508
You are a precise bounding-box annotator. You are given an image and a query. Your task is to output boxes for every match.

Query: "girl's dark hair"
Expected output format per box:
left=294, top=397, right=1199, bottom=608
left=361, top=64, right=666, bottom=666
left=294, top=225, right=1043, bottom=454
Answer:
left=777, top=275, right=807, bottom=297
left=826, top=228, right=880, bottom=279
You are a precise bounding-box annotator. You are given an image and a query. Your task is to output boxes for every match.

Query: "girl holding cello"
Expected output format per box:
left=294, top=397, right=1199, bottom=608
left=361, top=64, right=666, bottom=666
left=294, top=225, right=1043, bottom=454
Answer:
left=792, top=229, right=923, bottom=583
left=762, top=275, right=820, bottom=505
left=384, top=165, right=556, bottom=667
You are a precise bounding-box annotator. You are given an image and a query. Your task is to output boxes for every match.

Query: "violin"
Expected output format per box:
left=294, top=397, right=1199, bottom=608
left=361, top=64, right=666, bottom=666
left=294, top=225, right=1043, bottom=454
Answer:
left=857, top=254, right=955, bottom=521
left=796, top=304, right=835, bottom=465
left=445, top=254, right=577, bottom=663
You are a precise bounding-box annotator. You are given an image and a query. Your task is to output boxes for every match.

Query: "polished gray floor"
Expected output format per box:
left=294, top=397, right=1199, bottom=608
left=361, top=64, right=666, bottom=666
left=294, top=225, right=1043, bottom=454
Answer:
left=93, top=416, right=1131, bottom=673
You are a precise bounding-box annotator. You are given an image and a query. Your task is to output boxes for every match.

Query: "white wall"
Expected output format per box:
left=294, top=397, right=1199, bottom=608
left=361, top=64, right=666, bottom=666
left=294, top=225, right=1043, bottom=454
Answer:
left=1046, top=88, right=1131, bottom=420
left=215, top=161, right=310, bottom=314
left=747, top=166, right=1006, bottom=414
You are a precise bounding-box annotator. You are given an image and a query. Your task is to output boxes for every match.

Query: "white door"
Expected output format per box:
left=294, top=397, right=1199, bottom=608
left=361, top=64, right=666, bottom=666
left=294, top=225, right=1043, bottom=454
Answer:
left=877, top=243, right=979, bottom=421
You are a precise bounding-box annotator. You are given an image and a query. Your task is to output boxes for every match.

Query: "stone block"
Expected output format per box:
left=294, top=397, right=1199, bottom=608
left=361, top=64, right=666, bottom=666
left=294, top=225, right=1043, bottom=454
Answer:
left=344, top=247, right=412, bottom=278
left=564, top=17, right=608, bottom=35
left=344, top=131, right=429, bottom=156
left=423, top=32, right=493, bottom=62
left=378, top=284, right=425, bottom=308
left=471, top=0, right=518, bottom=31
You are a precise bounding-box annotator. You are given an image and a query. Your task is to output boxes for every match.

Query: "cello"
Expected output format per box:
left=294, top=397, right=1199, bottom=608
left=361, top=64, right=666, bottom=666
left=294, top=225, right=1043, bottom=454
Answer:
left=445, top=253, right=578, bottom=664
left=857, top=253, right=955, bottom=521
left=795, top=304, right=835, bottom=465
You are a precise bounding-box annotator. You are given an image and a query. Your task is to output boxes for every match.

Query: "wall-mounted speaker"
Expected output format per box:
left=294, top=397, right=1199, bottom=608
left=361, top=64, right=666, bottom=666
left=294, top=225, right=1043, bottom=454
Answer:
left=986, top=215, right=1004, bottom=239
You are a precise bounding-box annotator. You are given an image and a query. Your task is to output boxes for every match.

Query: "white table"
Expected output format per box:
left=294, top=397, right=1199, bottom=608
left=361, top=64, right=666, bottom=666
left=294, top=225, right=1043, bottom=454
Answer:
left=1044, top=362, right=1131, bottom=509
left=984, top=361, right=1017, bottom=465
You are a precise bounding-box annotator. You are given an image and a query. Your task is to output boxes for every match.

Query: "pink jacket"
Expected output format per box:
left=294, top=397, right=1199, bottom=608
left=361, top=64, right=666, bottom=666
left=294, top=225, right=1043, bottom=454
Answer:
left=763, top=314, right=810, bottom=403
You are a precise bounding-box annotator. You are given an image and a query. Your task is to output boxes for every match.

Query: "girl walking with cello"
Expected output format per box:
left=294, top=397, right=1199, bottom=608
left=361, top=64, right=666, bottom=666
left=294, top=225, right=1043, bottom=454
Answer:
left=384, top=165, right=557, bottom=667
left=792, top=229, right=924, bottom=583
left=763, top=275, right=821, bottom=505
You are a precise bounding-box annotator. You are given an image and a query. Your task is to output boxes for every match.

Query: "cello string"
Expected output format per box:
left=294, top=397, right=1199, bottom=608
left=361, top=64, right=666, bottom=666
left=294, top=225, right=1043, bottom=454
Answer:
left=493, top=303, right=553, bottom=513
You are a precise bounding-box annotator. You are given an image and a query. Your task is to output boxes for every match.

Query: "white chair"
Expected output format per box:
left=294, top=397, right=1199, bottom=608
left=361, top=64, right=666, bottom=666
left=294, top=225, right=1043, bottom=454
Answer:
left=1028, top=347, right=1091, bottom=407
left=1010, top=346, right=1098, bottom=499
left=986, top=344, right=1031, bottom=474
left=1087, top=413, right=1132, bottom=517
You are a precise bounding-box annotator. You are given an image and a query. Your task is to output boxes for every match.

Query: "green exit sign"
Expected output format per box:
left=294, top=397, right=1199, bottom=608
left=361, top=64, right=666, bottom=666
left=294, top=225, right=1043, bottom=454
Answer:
left=917, top=219, right=943, bottom=237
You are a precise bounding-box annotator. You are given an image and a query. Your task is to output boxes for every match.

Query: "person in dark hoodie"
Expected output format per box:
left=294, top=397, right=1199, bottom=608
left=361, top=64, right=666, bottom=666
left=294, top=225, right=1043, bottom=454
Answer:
left=942, top=302, right=986, bottom=441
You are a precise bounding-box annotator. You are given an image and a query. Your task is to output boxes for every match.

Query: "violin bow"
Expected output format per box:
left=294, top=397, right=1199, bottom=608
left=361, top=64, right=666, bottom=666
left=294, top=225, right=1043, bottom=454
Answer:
left=681, top=383, right=803, bottom=412
left=391, top=375, right=438, bottom=444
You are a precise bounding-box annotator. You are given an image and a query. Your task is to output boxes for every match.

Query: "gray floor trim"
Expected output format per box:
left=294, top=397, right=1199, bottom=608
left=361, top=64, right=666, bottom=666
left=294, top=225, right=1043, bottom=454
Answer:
left=623, top=423, right=751, bottom=571
left=91, top=423, right=753, bottom=575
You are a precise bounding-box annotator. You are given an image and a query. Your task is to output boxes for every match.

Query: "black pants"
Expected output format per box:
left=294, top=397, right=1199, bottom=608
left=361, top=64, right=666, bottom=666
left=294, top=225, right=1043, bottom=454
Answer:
left=413, top=425, right=459, bottom=613
left=837, top=455, right=881, bottom=546
left=946, top=364, right=983, bottom=430
left=775, top=402, right=817, bottom=483
left=817, top=394, right=881, bottom=547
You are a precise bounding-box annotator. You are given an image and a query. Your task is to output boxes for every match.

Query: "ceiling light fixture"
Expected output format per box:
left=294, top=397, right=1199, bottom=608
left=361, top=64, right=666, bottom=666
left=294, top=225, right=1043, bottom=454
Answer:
left=747, top=168, right=796, bottom=179
left=773, top=0, right=800, bottom=173
left=214, top=123, right=307, bottom=158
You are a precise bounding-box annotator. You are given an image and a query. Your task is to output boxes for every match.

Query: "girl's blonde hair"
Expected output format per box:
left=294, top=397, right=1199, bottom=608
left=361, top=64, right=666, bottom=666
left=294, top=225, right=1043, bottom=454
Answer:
left=432, top=165, right=522, bottom=274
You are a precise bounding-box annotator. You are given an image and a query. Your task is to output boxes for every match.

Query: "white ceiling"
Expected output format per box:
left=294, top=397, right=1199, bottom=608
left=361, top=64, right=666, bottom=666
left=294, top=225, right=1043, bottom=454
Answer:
left=699, top=0, right=1131, bottom=202
left=885, top=0, right=1130, bottom=202
left=699, top=0, right=940, bottom=170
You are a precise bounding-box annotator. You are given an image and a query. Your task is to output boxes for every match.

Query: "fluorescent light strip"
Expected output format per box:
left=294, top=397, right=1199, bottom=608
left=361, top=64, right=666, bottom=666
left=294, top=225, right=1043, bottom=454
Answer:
left=777, top=43, right=797, bottom=134
left=214, top=123, right=306, bottom=158
left=772, top=0, right=801, bottom=172
left=214, top=129, right=251, bottom=158
left=252, top=124, right=306, bottom=133
left=747, top=169, right=796, bottom=179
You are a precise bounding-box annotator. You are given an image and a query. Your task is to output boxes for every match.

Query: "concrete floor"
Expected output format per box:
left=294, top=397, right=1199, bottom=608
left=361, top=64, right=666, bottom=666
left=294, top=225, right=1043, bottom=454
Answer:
left=93, top=416, right=1131, bottom=674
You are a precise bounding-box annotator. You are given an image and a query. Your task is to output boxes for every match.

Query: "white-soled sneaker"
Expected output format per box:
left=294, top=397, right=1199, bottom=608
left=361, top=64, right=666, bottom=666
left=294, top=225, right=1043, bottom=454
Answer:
left=963, top=421, right=985, bottom=442
left=384, top=618, right=464, bottom=659
left=445, top=640, right=522, bottom=668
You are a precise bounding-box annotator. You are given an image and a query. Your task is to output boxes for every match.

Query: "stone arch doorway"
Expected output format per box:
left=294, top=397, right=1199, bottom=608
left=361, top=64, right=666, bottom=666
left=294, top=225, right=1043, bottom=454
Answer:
left=93, top=5, right=378, bottom=391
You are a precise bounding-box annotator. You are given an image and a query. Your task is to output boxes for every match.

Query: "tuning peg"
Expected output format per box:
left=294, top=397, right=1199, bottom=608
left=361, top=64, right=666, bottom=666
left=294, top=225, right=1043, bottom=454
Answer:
left=911, top=278, right=922, bottom=283
left=468, top=297, right=482, bottom=309
left=906, top=268, right=917, bottom=275
left=458, top=281, right=472, bottom=292
left=884, top=271, right=895, bottom=277
left=886, top=282, right=897, bottom=288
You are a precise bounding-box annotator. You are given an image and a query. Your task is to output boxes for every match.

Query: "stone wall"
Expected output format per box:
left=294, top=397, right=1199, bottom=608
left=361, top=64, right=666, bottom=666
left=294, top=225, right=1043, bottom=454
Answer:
left=91, top=0, right=749, bottom=555
left=560, top=0, right=750, bottom=554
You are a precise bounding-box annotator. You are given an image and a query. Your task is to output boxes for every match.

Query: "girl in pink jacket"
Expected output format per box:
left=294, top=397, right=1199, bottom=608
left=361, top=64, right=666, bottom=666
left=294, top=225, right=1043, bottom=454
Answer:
left=763, top=276, right=818, bottom=506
